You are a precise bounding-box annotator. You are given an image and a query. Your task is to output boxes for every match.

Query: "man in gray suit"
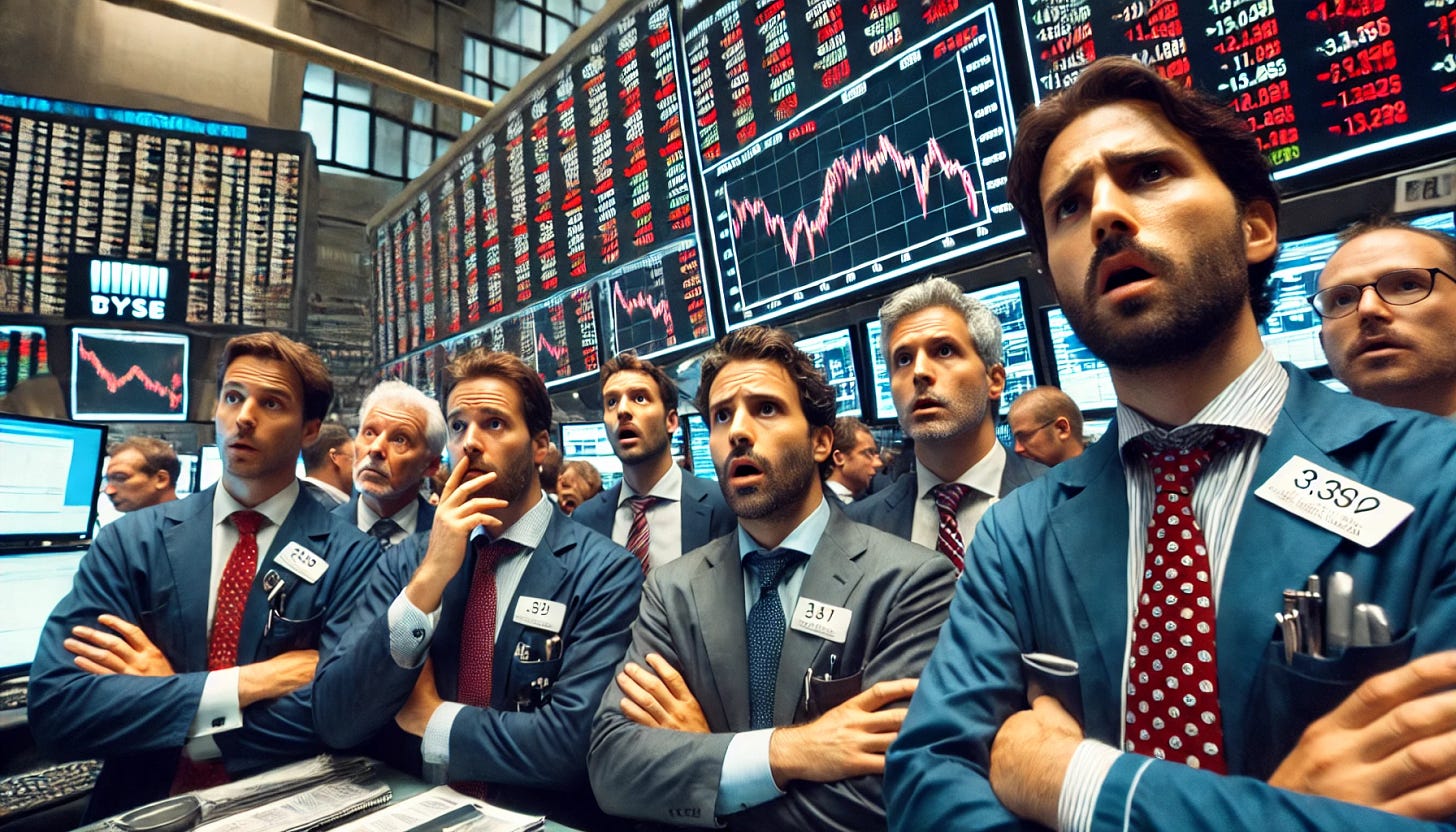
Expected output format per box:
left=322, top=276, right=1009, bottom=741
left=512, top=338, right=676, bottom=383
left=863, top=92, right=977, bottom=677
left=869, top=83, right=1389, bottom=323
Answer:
left=848, top=277, right=1044, bottom=570
left=571, top=352, right=734, bottom=569
left=588, top=326, right=956, bottom=829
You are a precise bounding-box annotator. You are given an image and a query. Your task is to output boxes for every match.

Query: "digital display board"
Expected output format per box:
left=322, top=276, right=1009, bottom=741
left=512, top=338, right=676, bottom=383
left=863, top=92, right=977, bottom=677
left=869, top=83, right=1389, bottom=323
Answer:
left=862, top=318, right=896, bottom=422
left=968, top=280, right=1037, bottom=416
left=1044, top=306, right=1117, bottom=412
left=685, top=1, right=1026, bottom=328
left=0, top=325, right=47, bottom=398
left=683, top=412, right=717, bottom=481
left=0, top=93, right=307, bottom=326
left=372, top=0, right=716, bottom=373
left=70, top=327, right=189, bottom=422
left=559, top=420, right=624, bottom=490
left=794, top=328, right=862, bottom=417
left=1015, top=1, right=1456, bottom=183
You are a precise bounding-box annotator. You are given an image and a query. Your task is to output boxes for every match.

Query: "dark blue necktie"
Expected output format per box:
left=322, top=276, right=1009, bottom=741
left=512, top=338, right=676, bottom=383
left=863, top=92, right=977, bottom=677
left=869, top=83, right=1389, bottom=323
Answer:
left=745, top=547, right=807, bottom=730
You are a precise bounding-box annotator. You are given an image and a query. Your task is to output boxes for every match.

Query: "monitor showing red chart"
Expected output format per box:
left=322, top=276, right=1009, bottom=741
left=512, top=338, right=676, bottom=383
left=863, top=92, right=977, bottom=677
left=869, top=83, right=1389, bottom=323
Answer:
left=70, top=327, right=189, bottom=422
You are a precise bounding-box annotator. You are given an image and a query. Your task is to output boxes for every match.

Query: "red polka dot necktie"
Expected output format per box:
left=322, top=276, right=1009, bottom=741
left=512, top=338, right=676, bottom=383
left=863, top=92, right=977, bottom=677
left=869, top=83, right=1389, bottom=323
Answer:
left=1124, top=432, right=1238, bottom=773
left=208, top=510, right=265, bottom=671
left=454, top=538, right=517, bottom=798
left=932, top=482, right=973, bottom=573
left=626, top=495, right=660, bottom=575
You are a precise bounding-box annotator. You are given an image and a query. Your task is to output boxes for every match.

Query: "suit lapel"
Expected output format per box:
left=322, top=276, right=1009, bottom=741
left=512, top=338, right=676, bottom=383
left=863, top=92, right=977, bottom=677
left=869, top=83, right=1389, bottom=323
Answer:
left=692, top=537, right=750, bottom=731
left=679, top=480, right=711, bottom=550
left=161, top=490, right=217, bottom=670
left=1046, top=437, right=1130, bottom=739
left=239, top=495, right=331, bottom=663
left=491, top=511, right=572, bottom=703
left=775, top=512, right=864, bottom=724
left=882, top=475, right=915, bottom=540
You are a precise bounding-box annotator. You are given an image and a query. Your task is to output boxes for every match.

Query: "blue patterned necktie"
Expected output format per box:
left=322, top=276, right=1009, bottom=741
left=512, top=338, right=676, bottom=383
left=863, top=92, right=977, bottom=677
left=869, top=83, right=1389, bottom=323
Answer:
left=745, top=547, right=808, bottom=730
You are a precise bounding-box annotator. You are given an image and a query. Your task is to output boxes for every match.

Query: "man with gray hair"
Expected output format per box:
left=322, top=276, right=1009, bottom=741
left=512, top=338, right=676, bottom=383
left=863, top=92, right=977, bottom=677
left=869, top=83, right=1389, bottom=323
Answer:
left=847, top=276, right=1043, bottom=570
left=335, top=379, right=446, bottom=548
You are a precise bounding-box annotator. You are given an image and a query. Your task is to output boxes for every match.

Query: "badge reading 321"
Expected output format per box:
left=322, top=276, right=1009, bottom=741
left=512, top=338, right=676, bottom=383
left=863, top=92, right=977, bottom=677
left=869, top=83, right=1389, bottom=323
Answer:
left=1255, top=455, right=1412, bottom=548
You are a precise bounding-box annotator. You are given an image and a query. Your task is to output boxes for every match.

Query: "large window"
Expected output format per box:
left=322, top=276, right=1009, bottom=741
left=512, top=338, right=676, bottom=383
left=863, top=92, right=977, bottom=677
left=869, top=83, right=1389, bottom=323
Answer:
left=301, top=64, right=457, bottom=182
left=461, top=0, right=604, bottom=129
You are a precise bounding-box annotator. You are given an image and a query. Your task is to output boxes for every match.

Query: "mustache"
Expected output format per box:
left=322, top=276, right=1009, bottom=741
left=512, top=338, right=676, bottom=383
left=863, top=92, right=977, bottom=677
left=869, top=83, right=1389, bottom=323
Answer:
left=1085, top=236, right=1174, bottom=292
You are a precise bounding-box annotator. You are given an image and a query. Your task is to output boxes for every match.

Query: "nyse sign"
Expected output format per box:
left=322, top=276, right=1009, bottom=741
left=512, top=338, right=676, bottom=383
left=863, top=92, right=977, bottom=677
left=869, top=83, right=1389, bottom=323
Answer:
left=66, top=257, right=187, bottom=324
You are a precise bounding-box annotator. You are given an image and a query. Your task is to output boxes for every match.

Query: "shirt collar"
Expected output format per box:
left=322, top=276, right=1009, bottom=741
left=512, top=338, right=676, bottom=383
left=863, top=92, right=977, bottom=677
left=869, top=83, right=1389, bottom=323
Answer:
left=470, top=490, right=553, bottom=552
left=1116, top=349, right=1288, bottom=450
left=300, top=476, right=350, bottom=503
left=736, top=497, right=831, bottom=561
left=359, top=495, right=421, bottom=535
left=213, top=479, right=300, bottom=529
left=915, top=441, right=1006, bottom=501
left=617, top=460, right=683, bottom=505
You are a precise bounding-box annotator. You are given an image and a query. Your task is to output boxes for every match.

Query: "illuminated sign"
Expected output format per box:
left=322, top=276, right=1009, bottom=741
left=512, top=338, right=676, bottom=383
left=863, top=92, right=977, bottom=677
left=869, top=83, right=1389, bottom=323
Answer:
left=65, top=257, right=189, bottom=324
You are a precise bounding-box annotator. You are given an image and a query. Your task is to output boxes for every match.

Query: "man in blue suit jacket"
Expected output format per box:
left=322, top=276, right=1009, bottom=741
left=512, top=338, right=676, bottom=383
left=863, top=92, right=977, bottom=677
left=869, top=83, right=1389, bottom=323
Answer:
left=313, top=349, right=640, bottom=828
left=886, top=57, right=1456, bottom=831
left=334, top=379, right=444, bottom=548
left=28, top=333, right=379, bottom=820
left=848, top=277, right=1045, bottom=565
left=571, top=352, right=734, bottom=568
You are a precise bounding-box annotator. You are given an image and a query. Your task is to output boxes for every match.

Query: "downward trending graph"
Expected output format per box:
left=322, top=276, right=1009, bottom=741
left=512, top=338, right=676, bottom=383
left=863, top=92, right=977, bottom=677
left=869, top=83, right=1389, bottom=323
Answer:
left=71, top=329, right=188, bottom=419
left=729, top=134, right=982, bottom=266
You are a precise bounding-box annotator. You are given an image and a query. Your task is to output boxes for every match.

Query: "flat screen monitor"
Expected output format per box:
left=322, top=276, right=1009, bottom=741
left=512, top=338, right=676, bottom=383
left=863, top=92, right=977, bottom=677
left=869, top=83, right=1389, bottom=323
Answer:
left=968, top=281, right=1038, bottom=417
left=0, top=412, right=107, bottom=550
left=198, top=445, right=222, bottom=491
left=863, top=319, right=896, bottom=423
left=175, top=452, right=199, bottom=495
left=1044, top=306, right=1117, bottom=412
left=693, top=1, right=1026, bottom=329
left=1, top=325, right=49, bottom=398
left=0, top=551, right=87, bottom=674
left=794, top=329, right=862, bottom=418
left=683, top=413, right=717, bottom=482
left=1014, top=4, right=1456, bottom=187
left=70, top=327, right=189, bottom=421
left=1083, top=418, right=1113, bottom=445
left=559, top=422, right=623, bottom=491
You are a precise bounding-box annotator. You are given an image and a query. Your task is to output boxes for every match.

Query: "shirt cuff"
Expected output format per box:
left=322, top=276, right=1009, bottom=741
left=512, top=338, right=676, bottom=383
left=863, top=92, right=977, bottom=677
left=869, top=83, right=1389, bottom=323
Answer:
left=388, top=589, right=441, bottom=668
left=714, top=728, right=783, bottom=817
left=421, top=700, right=467, bottom=775
left=183, top=667, right=243, bottom=759
left=1058, top=739, right=1122, bottom=832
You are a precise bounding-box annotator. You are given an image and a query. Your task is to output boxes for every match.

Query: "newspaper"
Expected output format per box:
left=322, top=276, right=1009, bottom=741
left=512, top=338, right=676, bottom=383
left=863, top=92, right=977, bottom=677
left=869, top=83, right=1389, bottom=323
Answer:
left=330, top=786, right=544, bottom=832
left=193, top=779, right=391, bottom=832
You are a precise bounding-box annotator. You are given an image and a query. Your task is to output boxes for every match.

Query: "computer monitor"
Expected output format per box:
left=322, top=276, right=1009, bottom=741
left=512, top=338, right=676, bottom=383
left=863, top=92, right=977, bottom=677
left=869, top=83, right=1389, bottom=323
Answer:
left=794, top=328, right=862, bottom=417
left=0, top=551, right=87, bottom=675
left=1043, top=306, right=1117, bottom=413
left=70, top=327, right=190, bottom=422
left=175, top=452, right=199, bottom=495
left=198, top=445, right=222, bottom=491
left=0, top=412, right=107, bottom=550
left=683, top=414, right=717, bottom=481
left=967, top=281, right=1038, bottom=417
left=559, top=422, right=624, bottom=491
left=862, top=319, right=896, bottom=423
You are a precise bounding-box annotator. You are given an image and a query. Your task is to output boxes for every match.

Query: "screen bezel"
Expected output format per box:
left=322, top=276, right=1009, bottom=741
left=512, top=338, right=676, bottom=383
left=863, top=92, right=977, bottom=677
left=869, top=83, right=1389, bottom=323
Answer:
left=69, top=326, right=190, bottom=423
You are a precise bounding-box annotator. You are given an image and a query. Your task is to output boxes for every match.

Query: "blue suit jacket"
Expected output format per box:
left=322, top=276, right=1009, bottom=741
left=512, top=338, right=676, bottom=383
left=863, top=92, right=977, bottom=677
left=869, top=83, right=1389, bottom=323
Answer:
left=313, top=503, right=641, bottom=824
left=333, top=492, right=436, bottom=537
left=570, top=471, right=735, bottom=555
left=885, top=368, right=1456, bottom=831
left=27, top=486, right=379, bottom=819
left=846, top=447, right=1044, bottom=540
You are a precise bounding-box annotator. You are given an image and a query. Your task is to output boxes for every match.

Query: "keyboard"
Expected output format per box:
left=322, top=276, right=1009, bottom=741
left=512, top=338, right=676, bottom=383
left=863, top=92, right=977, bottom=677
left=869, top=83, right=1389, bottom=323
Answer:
left=0, top=679, right=26, bottom=710
left=0, top=759, right=102, bottom=820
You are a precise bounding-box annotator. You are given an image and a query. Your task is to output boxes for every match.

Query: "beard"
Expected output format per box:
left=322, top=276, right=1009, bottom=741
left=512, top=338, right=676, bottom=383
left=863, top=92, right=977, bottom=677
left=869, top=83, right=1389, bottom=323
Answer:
left=611, top=421, right=670, bottom=465
left=716, top=441, right=819, bottom=521
left=1061, top=223, right=1250, bottom=370
left=899, top=385, right=990, bottom=444
left=462, top=449, right=536, bottom=506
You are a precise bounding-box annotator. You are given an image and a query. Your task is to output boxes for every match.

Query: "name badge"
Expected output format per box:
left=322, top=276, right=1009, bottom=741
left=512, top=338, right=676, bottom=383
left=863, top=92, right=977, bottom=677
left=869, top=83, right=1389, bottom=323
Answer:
left=790, top=597, right=852, bottom=644
left=513, top=596, right=566, bottom=633
left=1255, top=455, right=1413, bottom=548
left=275, top=542, right=328, bottom=583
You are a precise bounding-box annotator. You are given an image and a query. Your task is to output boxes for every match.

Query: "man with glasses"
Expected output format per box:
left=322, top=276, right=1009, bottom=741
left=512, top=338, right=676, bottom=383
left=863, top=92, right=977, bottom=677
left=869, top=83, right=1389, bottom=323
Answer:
left=1315, top=218, right=1456, bottom=419
left=823, top=416, right=882, bottom=503
left=1006, top=386, right=1086, bottom=466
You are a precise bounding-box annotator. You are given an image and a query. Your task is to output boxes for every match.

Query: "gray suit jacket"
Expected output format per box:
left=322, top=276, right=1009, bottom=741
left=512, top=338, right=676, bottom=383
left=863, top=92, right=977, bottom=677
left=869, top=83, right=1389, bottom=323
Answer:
left=587, top=509, right=956, bottom=829
left=845, top=447, right=1044, bottom=542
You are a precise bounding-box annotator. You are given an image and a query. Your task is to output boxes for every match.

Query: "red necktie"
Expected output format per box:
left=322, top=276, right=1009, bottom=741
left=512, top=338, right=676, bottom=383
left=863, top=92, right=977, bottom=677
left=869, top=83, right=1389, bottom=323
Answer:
left=454, top=538, right=517, bottom=798
left=1124, top=432, right=1237, bottom=773
left=174, top=509, right=265, bottom=794
left=626, top=496, right=660, bottom=574
left=932, top=482, right=972, bottom=573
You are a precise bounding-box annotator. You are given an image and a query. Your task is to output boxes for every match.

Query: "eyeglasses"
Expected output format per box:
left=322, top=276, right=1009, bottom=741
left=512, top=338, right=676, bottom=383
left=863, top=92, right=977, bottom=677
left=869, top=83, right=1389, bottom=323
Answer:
left=1308, top=267, right=1456, bottom=319
left=1011, top=418, right=1057, bottom=445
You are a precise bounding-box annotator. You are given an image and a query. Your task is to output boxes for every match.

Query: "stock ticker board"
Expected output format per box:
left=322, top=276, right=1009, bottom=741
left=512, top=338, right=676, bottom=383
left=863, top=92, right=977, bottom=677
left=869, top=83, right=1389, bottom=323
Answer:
left=1016, top=0, right=1456, bottom=181
left=683, top=0, right=1027, bottom=328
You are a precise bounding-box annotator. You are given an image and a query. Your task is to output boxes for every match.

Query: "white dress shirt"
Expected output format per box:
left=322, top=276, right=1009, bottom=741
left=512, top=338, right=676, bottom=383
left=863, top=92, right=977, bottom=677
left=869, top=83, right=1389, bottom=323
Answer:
left=909, top=442, right=1006, bottom=550
left=610, top=462, right=685, bottom=568
left=357, top=495, right=421, bottom=546
left=825, top=479, right=856, bottom=503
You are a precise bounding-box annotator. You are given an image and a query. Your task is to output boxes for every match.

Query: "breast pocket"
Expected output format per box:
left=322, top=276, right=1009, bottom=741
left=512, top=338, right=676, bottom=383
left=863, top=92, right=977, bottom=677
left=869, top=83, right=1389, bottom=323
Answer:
left=1244, top=628, right=1416, bottom=778
left=504, top=629, right=565, bottom=712
left=258, top=610, right=324, bottom=660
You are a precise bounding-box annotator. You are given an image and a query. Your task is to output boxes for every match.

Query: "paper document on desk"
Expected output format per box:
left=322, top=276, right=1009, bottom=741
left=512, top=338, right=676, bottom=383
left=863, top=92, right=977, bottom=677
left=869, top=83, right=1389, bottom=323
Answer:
left=331, top=786, right=544, bottom=832
left=193, top=779, right=391, bottom=832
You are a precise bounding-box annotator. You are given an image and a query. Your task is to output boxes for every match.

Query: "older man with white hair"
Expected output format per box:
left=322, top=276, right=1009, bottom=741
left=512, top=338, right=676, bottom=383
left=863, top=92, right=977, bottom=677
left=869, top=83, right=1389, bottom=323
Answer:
left=335, top=379, right=446, bottom=549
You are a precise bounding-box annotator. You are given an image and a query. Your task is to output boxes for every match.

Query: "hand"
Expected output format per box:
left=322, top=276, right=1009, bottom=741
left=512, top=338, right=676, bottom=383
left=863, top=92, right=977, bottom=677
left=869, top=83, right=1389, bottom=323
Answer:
left=65, top=614, right=175, bottom=677
left=990, top=696, right=1084, bottom=828
left=768, top=678, right=917, bottom=787
left=617, top=653, right=709, bottom=733
left=1269, top=650, right=1456, bottom=819
left=395, top=657, right=444, bottom=737
left=237, top=649, right=318, bottom=708
left=407, top=457, right=509, bottom=613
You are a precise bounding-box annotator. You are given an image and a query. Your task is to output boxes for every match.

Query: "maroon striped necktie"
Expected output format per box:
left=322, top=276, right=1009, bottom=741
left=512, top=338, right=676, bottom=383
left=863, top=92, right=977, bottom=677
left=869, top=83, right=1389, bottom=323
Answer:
left=626, top=495, right=660, bottom=574
left=931, top=482, right=972, bottom=573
